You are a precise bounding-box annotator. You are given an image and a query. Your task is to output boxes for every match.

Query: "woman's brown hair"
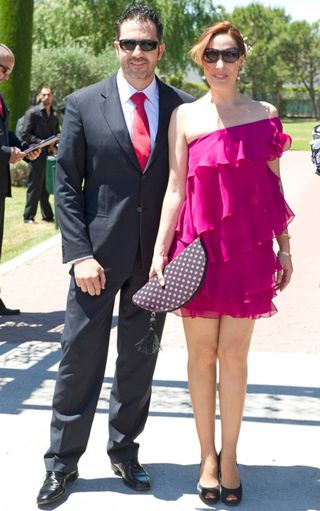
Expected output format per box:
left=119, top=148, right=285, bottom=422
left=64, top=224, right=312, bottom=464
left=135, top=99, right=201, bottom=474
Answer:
left=189, top=20, right=246, bottom=67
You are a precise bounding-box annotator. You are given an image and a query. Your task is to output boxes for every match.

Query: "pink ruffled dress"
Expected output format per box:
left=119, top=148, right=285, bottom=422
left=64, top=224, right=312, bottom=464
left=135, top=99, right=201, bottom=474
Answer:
left=169, top=117, right=294, bottom=319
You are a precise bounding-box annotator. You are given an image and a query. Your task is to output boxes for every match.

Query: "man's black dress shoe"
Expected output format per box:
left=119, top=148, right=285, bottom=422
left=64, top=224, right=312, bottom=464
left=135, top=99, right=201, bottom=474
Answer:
left=111, top=459, right=151, bottom=490
left=36, top=469, right=79, bottom=506
left=0, top=299, right=20, bottom=316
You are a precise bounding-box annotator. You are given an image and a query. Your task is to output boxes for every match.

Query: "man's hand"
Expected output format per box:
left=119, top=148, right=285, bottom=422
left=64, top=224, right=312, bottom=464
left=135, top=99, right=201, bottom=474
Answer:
left=48, top=143, right=58, bottom=154
left=9, top=146, right=25, bottom=164
left=25, top=148, right=41, bottom=161
left=74, top=258, right=106, bottom=296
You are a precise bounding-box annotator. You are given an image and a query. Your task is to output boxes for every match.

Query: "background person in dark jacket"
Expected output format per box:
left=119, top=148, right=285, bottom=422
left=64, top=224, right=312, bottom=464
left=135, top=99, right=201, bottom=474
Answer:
left=0, top=43, right=40, bottom=315
left=21, top=85, right=59, bottom=224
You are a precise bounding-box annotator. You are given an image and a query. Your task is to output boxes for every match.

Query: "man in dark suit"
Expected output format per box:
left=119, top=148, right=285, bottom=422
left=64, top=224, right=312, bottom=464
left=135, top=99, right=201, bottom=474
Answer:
left=0, top=43, right=40, bottom=315
left=37, top=5, right=194, bottom=507
left=22, top=85, right=59, bottom=224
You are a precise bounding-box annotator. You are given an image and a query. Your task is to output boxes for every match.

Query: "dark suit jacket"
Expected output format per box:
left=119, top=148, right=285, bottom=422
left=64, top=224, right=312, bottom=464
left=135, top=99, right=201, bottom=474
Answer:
left=55, top=74, right=194, bottom=280
left=0, top=94, right=24, bottom=198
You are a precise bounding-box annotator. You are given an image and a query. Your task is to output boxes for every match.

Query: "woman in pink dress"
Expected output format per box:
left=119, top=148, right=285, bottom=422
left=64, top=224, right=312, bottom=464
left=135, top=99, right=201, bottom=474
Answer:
left=150, top=21, right=294, bottom=507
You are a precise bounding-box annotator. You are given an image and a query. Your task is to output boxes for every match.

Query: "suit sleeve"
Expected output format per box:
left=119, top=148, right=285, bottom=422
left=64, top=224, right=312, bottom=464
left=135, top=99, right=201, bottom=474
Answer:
left=55, top=93, right=93, bottom=263
left=8, top=131, right=25, bottom=149
left=0, top=131, right=25, bottom=164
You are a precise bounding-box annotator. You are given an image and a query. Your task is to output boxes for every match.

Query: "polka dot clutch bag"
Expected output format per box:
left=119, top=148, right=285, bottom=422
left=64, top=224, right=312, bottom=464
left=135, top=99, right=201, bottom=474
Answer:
left=132, top=237, right=207, bottom=312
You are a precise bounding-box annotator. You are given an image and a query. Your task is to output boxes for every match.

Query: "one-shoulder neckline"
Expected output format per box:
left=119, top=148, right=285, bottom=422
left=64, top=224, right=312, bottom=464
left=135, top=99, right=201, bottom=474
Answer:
left=187, top=116, right=280, bottom=146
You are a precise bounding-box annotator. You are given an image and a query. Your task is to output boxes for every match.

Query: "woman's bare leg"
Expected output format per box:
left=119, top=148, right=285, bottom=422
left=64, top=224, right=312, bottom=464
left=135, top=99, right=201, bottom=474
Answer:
left=183, top=317, right=220, bottom=488
left=217, top=315, right=255, bottom=501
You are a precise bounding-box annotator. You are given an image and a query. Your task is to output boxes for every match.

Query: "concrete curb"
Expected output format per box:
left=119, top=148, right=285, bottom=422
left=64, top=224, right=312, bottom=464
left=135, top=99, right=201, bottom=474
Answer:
left=0, top=233, right=61, bottom=276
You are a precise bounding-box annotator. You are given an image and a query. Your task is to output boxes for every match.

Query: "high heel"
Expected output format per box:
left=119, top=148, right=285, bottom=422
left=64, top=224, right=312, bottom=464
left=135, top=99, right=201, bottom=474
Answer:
left=197, top=481, right=220, bottom=506
left=220, top=483, right=242, bottom=507
left=197, top=460, right=220, bottom=506
left=219, top=454, right=242, bottom=507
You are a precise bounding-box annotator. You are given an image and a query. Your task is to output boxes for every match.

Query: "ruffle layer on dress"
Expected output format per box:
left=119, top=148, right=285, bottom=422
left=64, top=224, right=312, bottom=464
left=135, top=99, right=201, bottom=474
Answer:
left=170, top=117, right=294, bottom=319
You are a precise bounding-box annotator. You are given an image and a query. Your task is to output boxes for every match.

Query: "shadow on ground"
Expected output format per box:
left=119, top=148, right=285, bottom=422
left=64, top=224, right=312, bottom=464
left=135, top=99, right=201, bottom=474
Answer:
left=41, top=463, right=320, bottom=511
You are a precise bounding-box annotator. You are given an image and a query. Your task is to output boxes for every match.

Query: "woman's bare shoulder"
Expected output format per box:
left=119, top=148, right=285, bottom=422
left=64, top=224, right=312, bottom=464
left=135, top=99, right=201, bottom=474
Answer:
left=249, top=99, right=278, bottom=119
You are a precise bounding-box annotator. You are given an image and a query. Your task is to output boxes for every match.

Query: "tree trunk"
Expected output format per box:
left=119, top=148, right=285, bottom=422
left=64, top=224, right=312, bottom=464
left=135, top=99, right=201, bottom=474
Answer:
left=306, top=87, right=320, bottom=120
left=0, top=0, right=34, bottom=130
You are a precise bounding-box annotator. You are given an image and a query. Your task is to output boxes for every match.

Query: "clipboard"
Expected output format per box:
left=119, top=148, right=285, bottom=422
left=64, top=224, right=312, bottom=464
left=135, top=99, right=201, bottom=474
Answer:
left=24, top=134, right=60, bottom=155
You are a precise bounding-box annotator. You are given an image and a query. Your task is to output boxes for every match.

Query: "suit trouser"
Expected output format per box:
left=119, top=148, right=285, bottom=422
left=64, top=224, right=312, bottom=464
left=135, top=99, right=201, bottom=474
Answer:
left=44, top=252, right=166, bottom=472
left=23, top=152, right=54, bottom=221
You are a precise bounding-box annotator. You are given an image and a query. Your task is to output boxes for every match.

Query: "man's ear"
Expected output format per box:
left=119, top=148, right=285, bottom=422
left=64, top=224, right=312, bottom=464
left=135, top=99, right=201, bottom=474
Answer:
left=158, top=43, right=166, bottom=61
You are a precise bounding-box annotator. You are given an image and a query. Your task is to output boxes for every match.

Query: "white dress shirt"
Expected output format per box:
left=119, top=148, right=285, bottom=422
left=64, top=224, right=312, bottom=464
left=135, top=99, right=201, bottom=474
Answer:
left=116, top=69, right=159, bottom=149
left=71, top=72, right=159, bottom=265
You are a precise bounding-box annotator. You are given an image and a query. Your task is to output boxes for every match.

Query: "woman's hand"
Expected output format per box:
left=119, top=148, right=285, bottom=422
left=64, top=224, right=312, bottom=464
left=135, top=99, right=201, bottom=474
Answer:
left=276, top=252, right=293, bottom=291
left=149, top=254, right=168, bottom=287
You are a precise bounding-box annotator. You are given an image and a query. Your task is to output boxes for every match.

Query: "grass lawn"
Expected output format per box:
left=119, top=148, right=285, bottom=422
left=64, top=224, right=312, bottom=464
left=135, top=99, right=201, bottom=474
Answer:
left=282, top=119, right=317, bottom=151
left=1, top=186, right=58, bottom=263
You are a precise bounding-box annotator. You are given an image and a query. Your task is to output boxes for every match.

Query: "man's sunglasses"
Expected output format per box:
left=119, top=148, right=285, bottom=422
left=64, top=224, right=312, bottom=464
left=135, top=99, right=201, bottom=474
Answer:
left=119, top=39, right=159, bottom=52
left=0, top=63, right=12, bottom=76
left=203, top=48, right=241, bottom=64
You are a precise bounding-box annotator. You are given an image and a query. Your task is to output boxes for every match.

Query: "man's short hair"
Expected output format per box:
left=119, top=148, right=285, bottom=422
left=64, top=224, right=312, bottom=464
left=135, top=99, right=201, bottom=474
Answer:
left=115, top=4, right=163, bottom=42
left=39, top=85, right=54, bottom=94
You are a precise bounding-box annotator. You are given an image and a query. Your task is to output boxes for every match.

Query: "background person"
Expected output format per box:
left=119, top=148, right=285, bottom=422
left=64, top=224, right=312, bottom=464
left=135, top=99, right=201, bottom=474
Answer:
left=36, top=5, right=194, bottom=507
left=150, top=21, right=294, bottom=507
left=21, top=85, right=59, bottom=224
left=0, top=43, right=40, bottom=315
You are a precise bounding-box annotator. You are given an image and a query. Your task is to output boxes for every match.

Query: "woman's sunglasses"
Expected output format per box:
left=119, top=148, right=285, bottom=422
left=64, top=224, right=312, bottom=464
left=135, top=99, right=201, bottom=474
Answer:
left=119, top=39, right=159, bottom=52
left=203, top=48, right=241, bottom=64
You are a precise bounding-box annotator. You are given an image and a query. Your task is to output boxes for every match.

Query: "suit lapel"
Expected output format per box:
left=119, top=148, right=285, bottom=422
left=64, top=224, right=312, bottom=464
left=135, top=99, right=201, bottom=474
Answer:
left=98, top=75, right=174, bottom=174
left=99, top=75, right=141, bottom=172
left=143, top=78, right=172, bottom=173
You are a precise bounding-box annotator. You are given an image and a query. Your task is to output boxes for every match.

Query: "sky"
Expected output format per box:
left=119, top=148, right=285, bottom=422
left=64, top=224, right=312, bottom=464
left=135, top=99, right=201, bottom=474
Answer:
left=222, top=0, right=318, bottom=23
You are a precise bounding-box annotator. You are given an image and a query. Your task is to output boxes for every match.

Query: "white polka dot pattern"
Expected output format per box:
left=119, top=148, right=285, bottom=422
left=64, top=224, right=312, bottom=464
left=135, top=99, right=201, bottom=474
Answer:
left=133, top=237, right=207, bottom=312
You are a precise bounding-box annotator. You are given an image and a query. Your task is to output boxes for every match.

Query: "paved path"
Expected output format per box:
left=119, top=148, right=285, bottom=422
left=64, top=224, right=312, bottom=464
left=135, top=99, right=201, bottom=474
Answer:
left=0, top=151, right=319, bottom=510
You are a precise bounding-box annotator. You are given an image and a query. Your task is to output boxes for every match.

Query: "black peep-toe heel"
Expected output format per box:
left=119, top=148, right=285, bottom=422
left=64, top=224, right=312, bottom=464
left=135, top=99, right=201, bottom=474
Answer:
left=197, top=460, right=220, bottom=506
left=197, top=481, right=220, bottom=506
left=219, top=453, right=242, bottom=506
left=220, top=482, right=242, bottom=506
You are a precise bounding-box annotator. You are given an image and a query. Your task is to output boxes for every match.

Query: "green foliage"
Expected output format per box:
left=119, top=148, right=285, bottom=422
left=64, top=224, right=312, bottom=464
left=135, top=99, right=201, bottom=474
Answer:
left=0, top=0, right=34, bottom=129
left=30, top=0, right=320, bottom=118
left=231, top=3, right=290, bottom=105
left=33, top=0, right=225, bottom=73
left=30, top=45, right=118, bottom=112
left=278, top=21, right=320, bottom=118
left=33, top=0, right=129, bottom=54
left=183, top=81, right=208, bottom=99
left=165, top=71, right=207, bottom=98
left=10, top=161, right=29, bottom=187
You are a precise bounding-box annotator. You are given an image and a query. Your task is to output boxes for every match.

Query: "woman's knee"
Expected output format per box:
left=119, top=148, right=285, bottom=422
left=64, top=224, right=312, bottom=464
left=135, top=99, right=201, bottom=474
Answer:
left=189, top=344, right=218, bottom=370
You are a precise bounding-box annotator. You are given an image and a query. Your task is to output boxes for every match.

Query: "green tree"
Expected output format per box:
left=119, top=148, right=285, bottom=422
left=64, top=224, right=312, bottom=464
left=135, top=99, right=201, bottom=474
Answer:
left=0, top=0, right=34, bottom=129
left=231, top=4, right=290, bottom=108
left=30, top=45, right=118, bottom=112
left=279, top=21, right=320, bottom=119
left=33, top=0, right=224, bottom=74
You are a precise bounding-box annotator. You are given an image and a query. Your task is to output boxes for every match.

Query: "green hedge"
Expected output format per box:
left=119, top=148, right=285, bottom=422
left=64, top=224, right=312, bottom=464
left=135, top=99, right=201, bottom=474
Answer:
left=0, top=0, right=33, bottom=129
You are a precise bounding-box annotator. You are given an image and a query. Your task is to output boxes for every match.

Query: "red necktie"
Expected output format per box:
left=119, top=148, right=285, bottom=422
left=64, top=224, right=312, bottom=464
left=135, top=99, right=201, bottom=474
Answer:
left=131, top=92, right=151, bottom=171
